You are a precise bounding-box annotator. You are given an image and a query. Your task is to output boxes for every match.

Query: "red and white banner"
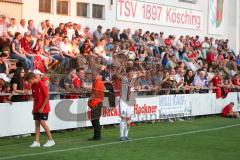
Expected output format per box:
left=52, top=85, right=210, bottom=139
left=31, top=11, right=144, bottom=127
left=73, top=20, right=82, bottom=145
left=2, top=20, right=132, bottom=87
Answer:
left=208, top=0, right=225, bottom=35
left=117, top=0, right=203, bottom=30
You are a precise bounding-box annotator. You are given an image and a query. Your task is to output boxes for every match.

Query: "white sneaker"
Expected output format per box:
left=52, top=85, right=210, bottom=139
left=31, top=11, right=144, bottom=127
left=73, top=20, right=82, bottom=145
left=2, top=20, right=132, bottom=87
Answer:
left=30, top=141, right=40, bottom=148
left=43, top=140, right=55, bottom=147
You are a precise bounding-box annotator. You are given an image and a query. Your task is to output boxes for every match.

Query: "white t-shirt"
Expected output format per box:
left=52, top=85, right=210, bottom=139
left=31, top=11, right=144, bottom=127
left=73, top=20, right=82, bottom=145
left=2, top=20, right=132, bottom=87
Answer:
left=202, top=42, right=210, bottom=49
left=67, top=28, right=75, bottom=40
left=77, top=30, right=86, bottom=36
left=193, top=75, right=207, bottom=87
left=17, top=25, right=28, bottom=35
left=0, top=23, right=8, bottom=36
left=7, top=25, right=17, bottom=36
left=176, top=40, right=184, bottom=49
left=94, top=46, right=106, bottom=57
left=60, top=42, right=71, bottom=53
left=175, top=74, right=184, bottom=83
left=37, top=26, right=47, bottom=35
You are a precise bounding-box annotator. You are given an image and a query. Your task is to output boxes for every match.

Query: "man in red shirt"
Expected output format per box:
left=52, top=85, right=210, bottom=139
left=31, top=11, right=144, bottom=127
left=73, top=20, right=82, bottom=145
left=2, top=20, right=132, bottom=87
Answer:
left=222, top=102, right=239, bottom=118
left=25, top=72, right=55, bottom=147
left=211, top=71, right=223, bottom=98
left=88, top=69, right=105, bottom=141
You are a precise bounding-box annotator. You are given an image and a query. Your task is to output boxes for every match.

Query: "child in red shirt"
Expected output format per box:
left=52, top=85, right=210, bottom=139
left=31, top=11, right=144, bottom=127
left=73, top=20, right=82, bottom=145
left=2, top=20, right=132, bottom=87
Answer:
left=25, top=72, right=55, bottom=148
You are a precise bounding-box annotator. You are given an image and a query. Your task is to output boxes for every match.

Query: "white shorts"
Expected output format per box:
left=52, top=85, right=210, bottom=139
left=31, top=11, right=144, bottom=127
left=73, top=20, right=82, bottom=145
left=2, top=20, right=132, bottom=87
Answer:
left=119, top=98, right=133, bottom=118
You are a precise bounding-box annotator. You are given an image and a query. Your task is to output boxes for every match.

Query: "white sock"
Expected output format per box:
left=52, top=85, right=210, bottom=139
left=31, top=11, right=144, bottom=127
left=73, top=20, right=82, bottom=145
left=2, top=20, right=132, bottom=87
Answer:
left=124, top=121, right=129, bottom=138
left=120, top=120, right=125, bottom=138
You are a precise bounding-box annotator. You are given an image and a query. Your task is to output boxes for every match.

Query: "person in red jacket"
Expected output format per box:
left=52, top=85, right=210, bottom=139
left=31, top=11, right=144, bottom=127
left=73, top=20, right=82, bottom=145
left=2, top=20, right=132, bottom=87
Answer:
left=25, top=72, right=55, bottom=147
left=222, top=102, right=239, bottom=118
left=88, top=69, right=105, bottom=141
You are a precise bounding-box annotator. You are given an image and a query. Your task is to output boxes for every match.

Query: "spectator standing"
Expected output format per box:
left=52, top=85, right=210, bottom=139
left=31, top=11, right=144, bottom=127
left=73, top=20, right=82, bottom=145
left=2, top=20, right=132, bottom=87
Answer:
left=93, top=25, right=103, bottom=44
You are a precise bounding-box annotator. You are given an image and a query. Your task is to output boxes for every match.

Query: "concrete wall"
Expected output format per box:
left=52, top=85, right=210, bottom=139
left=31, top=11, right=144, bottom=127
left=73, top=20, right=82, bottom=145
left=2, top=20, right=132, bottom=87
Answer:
left=0, top=1, right=22, bottom=21
left=19, top=0, right=239, bottom=53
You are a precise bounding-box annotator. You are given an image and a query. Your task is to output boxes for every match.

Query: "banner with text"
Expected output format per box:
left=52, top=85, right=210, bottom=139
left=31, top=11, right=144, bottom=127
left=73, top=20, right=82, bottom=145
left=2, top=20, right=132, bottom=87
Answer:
left=117, top=0, right=203, bottom=30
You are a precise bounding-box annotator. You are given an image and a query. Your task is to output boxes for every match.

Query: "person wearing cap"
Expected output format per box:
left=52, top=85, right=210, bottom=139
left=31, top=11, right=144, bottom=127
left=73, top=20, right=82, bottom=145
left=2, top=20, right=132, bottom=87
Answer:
left=33, top=69, right=43, bottom=80
left=88, top=69, right=105, bottom=141
left=93, top=25, right=103, bottom=44
left=25, top=72, right=55, bottom=147
left=222, top=102, right=239, bottom=118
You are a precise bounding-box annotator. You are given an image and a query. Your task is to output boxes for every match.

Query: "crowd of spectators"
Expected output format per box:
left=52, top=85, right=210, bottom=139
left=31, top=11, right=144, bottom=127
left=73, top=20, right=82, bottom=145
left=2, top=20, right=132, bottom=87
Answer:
left=0, top=14, right=240, bottom=103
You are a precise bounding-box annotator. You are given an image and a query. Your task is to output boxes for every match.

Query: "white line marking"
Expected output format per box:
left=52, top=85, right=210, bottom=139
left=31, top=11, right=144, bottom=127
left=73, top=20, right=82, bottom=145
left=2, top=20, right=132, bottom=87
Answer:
left=0, top=123, right=239, bottom=160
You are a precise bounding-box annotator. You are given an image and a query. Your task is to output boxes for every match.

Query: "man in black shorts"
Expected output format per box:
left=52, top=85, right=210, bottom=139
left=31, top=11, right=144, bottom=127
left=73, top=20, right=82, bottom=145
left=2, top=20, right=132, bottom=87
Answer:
left=25, top=72, right=55, bottom=147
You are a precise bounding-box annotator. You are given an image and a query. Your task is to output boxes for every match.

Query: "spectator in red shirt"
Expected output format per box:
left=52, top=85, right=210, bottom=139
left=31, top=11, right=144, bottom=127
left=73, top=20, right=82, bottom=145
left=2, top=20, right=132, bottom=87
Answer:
left=205, top=50, right=215, bottom=65
left=164, top=36, right=172, bottom=46
left=193, top=35, right=201, bottom=49
left=32, top=38, right=50, bottom=66
left=231, top=74, right=240, bottom=92
left=222, top=102, right=239, bottom=118
left=211, top=71, right=223, bottom=98
left=25, top=72, right=55, bottom=148
left=216, top=51, right=224, bottom=62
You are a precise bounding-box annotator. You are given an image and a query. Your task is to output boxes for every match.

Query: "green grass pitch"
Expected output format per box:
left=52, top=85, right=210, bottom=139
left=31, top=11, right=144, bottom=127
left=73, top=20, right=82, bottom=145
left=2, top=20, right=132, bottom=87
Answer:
left=0, top=116, right=240, bottom=160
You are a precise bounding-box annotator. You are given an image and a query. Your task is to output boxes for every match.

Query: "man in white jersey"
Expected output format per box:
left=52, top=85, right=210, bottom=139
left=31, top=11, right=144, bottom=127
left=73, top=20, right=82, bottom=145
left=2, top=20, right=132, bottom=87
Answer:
left=119, top=67, right=138, bottom=141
